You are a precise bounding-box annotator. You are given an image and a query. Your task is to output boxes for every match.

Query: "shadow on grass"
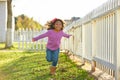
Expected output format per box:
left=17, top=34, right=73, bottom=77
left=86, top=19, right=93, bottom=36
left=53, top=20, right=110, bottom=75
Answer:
left=0, top=52, right=96, bottom=80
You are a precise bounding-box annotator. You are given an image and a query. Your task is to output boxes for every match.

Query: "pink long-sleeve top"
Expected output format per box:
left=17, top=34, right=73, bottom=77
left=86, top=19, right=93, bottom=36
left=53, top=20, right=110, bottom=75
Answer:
left=33, top=30, right=71, bottom=50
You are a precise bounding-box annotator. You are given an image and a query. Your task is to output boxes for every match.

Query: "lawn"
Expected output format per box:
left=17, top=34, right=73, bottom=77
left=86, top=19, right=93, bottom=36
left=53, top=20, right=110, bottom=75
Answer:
left=0, top=43, right=95, bottom=80
left=0, top=42, right=18, bottom=50
left=0, top=51, right=95, bottom=80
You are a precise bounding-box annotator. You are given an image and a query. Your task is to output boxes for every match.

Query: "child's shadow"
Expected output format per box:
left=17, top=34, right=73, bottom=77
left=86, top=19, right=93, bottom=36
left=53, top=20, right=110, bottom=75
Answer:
left=59, top=67, right=67, bottom=72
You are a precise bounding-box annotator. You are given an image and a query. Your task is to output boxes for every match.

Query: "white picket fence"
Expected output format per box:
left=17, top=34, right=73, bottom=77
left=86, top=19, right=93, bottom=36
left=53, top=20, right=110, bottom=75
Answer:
left=14, top=29, right=47, bottom=51
left=61, top=0, right=120, bottom=80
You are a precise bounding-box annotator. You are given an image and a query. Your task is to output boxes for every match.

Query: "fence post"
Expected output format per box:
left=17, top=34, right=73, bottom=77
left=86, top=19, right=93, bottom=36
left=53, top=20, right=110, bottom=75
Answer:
left=115, top=9, right=120, bottom=80
left=18, top=30, right=20, bottom=49
left=82, top=24, right=85, bottom=64
left=26, top=28, right=28, bottom=49
left=91, top=20, right=96, bottom=72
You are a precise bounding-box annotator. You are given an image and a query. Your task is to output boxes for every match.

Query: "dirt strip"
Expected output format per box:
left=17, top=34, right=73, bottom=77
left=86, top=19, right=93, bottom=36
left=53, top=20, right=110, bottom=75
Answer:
left=64, top=52, right=114, bottom=80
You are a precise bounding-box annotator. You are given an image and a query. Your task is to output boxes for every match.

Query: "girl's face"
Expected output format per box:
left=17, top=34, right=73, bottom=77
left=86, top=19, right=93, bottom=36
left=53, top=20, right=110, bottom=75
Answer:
left=54, top=21, right=63, bottom=31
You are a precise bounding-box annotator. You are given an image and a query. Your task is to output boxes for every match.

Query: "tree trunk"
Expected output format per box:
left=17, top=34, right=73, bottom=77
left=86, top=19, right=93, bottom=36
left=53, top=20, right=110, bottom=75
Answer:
left=5, top=0, right=13, bottom=48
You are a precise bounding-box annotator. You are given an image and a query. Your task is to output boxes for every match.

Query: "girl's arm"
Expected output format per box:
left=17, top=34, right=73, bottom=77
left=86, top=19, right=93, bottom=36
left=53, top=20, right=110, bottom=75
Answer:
left=32, top=31, right=49, bottom=41
left=62, top=32, right=72, bottom=38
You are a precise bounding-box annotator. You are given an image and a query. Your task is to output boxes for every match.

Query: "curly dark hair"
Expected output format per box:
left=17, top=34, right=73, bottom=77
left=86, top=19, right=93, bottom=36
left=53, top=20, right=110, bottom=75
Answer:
left=47, top=18, right=64, bottom=30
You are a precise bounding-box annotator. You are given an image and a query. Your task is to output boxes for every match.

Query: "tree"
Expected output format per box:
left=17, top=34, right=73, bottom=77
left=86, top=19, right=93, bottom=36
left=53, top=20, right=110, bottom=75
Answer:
left=5, top=0, right=13, bottom=48
left=15, top=14, right=43, bottom=30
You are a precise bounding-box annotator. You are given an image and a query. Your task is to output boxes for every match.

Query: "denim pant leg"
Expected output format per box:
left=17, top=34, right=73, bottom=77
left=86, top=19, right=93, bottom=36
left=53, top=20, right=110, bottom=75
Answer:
left=52, top=48, right=60, bottom=66
left=46, top=48, right=52, bottom=62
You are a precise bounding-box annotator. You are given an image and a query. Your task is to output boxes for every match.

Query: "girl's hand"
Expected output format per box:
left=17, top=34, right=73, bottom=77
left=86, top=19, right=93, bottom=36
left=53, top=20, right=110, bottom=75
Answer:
left=69, top=34, right=72, bottom=37
left=68, top=34, right=72, bottom=38
left=32, top=38, right=35, bottom=42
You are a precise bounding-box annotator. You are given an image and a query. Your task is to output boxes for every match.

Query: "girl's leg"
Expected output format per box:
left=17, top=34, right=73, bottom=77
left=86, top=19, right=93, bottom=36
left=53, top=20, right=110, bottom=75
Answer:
left=46, top=48, right=52, bottom=62
left=52, top=48, right=60, bottom=66
left=50, top=48, right=59, bottom=75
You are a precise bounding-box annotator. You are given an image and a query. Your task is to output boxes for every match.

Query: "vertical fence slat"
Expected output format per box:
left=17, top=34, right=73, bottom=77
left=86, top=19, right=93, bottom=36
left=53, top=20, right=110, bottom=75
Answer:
left=115, top=9, right=120, bottom=80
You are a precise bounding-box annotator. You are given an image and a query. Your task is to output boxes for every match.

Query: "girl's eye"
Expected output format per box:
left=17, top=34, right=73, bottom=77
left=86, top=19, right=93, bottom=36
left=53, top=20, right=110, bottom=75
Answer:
left=56, top=23, right=61, bottom=25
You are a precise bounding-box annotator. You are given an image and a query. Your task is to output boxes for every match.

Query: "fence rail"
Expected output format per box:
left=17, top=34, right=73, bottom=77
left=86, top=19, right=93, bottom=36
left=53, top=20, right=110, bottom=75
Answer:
left=62, top=0, right=120, bottom=80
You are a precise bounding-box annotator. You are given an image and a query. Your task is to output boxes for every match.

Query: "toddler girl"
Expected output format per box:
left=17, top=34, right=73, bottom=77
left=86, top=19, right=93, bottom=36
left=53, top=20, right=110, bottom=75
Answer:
left=32, top=18, right=71, bottom=75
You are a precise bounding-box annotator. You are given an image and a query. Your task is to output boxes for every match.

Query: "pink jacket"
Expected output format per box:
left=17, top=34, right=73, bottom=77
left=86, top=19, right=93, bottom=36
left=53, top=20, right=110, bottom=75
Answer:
left=33, top=30, right=71, bottom=50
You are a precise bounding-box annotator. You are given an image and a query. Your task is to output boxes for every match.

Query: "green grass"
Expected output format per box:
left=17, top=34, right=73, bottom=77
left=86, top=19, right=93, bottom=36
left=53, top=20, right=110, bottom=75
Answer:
left=0, top=51, right=95, bottom=80
left=0, top=43, right=95, bottom=80
left=0, top=42, right=46, bottom=51
left=0, top=42, right=18, bottom=50
left=0, top=43, right=5, bottom=49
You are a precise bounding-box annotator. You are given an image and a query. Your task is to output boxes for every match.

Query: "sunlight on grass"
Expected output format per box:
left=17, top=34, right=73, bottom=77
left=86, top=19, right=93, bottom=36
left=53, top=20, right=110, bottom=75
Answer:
left=0, top=42, right=46, bottom=51
left=0, top=42, right=18, bottom=50
left=0, top=51, right=95, bottom=80
left=0, top=43, right=5, bottom=49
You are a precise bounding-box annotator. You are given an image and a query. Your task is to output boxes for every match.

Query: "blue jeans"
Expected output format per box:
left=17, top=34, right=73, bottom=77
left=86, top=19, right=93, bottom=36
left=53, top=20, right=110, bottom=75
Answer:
left=46, top=48, right=60, bottom=66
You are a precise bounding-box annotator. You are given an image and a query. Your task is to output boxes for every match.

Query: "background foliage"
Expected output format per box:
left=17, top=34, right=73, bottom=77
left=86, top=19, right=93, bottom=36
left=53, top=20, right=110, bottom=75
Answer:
left=15, top=14, right=43, bottom=30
